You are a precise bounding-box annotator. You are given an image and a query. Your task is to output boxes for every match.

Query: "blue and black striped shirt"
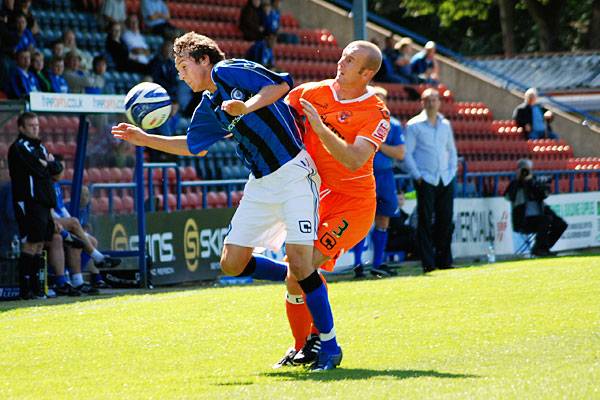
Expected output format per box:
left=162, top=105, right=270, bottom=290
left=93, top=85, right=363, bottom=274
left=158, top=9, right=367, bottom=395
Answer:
left=186, top=59, right=304, bottom=178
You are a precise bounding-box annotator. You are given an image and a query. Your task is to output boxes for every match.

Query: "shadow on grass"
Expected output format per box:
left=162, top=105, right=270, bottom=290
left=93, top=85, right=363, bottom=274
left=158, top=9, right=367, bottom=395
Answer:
left=259, top=368, right=479, bottom=382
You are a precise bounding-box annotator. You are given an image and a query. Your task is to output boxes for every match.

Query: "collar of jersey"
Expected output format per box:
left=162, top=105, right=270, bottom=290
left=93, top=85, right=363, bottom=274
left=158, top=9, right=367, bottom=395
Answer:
left=327, top=80, right=375, bottom=104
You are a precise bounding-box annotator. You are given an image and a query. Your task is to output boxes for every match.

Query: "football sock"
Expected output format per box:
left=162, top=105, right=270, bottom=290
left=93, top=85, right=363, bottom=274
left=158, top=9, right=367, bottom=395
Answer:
left=55, top=274, right=68, bottom=286
left=237, top=255, right=287, bottom=282
left=285, top=293, right=313, bottom=351
left=353, top=237, right=366, bottom=266
left=299, top=270, right=339, bottom=354
left=18, top=252, right=36, bottom=297
left=90, top=249, right=104, bottom=263
left=372, top=228, right=388, bottom=268
left=71, top=273, right=84, bottom=287
left=81, top=253, right=91, bottom=270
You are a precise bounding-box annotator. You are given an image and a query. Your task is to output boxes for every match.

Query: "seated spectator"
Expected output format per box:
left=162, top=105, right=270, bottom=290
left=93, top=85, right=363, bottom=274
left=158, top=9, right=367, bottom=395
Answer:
left=50, top=39, right=64, bottom=59
left=149, top=39, right=177, bottom=98
left=62, top=29, right=93, bottom=72
left=14, top=0, right=40, bottom=45
left=512, top=88, right=559, bottom=140
left=385, top=190, right=418, bottom=260
left=88, top=55, right=114, bottom=94
left=63, top=50, right=94, bottom=93
left=7, top=49, right=38, bottom=99
left=47, top=56, right=69, bottom=93
left=10, top=12, right=35, bottom=54
left=410, top=41, right=439, bottom=84
left=30, top=49, right=51, bottom=92
left=122, top=14, right=151, bottom=65
left=504, top=159, right=567, bottom=257
left=239, top=0, right=264, bottom=41
left=262, top=0, right=280, bottom=36
left=395, top=37, right=416, bottom=83
left=101, top=0, right=126, bottom=30
left=382, top=35, right=399, bottom=66
left=141, top=0, right=176, bottom=38
left=245, top=33, right=275, bottom=69
left=105, top=21, right=149, bottom=75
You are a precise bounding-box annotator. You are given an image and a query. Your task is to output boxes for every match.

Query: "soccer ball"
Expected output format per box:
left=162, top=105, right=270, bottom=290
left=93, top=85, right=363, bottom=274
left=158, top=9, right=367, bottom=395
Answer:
left=124, top=82, right=172, bottom=130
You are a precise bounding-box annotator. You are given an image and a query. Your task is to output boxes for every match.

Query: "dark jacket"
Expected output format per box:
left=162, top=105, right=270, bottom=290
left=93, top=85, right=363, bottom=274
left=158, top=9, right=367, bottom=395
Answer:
left=512, top=102, right=548, bottom=132
left=8, top=133, right=61, bottom=208
left=504, top=177, right=548, bottom=232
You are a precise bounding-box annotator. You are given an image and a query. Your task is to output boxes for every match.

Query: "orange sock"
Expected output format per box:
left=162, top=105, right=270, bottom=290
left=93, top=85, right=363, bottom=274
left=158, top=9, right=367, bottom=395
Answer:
left=285, top=293, right=313, bottom=351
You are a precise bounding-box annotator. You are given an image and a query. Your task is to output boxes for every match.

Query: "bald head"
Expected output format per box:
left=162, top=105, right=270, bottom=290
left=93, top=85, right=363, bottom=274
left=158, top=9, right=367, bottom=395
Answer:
left=346, top=40, right=382, bottom=74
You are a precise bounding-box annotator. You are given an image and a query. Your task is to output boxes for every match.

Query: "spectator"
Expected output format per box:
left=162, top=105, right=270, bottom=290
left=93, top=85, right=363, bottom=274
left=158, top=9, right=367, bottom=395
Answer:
left=122, top=14, right=151, bottom=65
left=395, top=37, right=416, bottom=83
left=512, top=88, right=559, bottom=140
left=353, top=86, right=406, bottom=279
left=30, top=49, right=51, bottom=92
left=62, top=29, right=93, bottom=72
left=404, top=88, right=457, bottom=273
left=239, top=0, right=264, bottom=41
left=149, top=39, right=177, bottom=98
left=262, top=0, right=280, bottom=36
left=7, top=49, right=39, bottom=99
left=10, top=12, right=35, bottom=54
left=45, top=221, right=82, bottom=296
left=105, top=21, right=149, bottom=75
left=8, top=112, right=63, bottom=299
left=410, top=40, right=439, bottom=83
left=382, top=35, right=399, bottom=66
left=88, top=55, right=114, bottom=94
left=14, top=0, right=40, bottom=43
left=141, top=0, right=176, bottom=37
left=50, top=39, right=64, bottom=59
left=385, top=190, right=418, bottom=259
left=47, top=56, right=69, bottom=93
left=63, top=50, right=94, bottom=93
left=504, top=159, right=567, bottom=256
left=245, top=33, right=275, bottom=69
left=101, top=0, right=126, bottom=30
left=50, top=157, right=120, bottom=292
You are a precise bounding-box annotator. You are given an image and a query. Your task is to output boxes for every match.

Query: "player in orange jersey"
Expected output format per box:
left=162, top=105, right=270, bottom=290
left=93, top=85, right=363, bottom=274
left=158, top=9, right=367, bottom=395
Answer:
left=273, top=40, right=391, bottom=370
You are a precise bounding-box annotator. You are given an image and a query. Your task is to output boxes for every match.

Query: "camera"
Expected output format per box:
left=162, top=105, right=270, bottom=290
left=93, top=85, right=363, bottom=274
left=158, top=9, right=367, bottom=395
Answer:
left=519, top=168, right=530, bottom=179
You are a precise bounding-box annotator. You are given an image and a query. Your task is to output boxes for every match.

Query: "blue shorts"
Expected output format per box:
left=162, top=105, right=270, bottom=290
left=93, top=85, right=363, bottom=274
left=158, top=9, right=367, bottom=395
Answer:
left=375, top=169, right=399, bottom=217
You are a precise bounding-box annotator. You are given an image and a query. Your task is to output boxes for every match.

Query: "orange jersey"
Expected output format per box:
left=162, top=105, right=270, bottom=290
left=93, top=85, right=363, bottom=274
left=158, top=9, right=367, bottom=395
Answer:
left=287, top=80, right=391, bottom=198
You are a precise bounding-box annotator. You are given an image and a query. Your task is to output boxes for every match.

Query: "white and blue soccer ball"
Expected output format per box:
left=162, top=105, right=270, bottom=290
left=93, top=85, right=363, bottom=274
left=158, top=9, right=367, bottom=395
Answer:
left=124, top=82, right=172, bottom=130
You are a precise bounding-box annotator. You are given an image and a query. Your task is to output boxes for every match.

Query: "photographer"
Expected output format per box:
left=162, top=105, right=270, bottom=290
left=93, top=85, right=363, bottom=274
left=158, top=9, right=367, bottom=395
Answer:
left=504, top=159, right=568, bottom=257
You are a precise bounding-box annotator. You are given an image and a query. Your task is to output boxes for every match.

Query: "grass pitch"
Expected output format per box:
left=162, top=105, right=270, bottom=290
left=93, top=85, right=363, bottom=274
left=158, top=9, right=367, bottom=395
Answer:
left=1, top=255, right=599, bottom=399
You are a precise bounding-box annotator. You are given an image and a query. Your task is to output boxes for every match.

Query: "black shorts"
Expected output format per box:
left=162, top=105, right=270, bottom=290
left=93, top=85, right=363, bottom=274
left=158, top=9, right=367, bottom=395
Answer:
left=14, top=201, right=55, bottom=243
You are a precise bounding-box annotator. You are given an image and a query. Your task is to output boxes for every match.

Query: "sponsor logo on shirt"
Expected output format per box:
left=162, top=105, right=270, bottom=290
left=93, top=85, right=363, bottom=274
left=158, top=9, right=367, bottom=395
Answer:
left=372, top=119, right=390, bottom=141
left=337, top=111, right=352, bottom=124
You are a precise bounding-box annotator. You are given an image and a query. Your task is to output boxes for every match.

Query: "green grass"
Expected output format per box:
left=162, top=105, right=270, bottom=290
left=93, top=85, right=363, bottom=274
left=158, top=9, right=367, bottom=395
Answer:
left=1, top=256, right=599, bottom=399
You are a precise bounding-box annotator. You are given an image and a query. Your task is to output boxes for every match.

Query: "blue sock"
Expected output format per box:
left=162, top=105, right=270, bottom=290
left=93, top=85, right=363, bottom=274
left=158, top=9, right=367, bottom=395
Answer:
left=372, top=228, right=388, bottom=267
left=353, top=238, right=366, bottom=266
left=238, top=255, right=287, bottom=282
left=55, top=275, right=67, bottom=286
left=299, top=271, right=339, bottom=354
left=81, top=253, right=91, bottom=271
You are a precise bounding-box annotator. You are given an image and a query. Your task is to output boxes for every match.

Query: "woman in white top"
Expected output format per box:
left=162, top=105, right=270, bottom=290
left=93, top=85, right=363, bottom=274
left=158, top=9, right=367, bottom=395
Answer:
left=122, top=14, right=151, bottom=65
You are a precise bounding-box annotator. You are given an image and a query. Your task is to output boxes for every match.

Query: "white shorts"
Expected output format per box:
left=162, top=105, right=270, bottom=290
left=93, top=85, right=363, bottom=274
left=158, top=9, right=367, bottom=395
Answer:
left=224, top=149, right=320, bottom=251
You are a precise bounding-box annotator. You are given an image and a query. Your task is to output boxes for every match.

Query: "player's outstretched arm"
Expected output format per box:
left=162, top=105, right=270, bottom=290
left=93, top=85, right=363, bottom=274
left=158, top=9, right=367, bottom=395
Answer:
left=380, top=143, right=405, bottom=160
left=300, top=98, right=375, bottom=171
left=111, top=123, right=207, bottom=156
left=221, top=81, right=291, bottom=116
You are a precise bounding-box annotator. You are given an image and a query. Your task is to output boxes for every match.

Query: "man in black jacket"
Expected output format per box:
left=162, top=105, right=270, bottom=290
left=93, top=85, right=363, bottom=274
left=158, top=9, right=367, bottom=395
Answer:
left=8, top=111, right=62, bottom=299
left=512, top=88, right=558, bottom=140
left=504, top=159, right=567, bottom=256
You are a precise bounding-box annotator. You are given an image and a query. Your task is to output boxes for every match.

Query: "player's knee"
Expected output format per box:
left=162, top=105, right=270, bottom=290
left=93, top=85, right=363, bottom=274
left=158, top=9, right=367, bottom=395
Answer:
left=219, top=253, right=245, bottom=276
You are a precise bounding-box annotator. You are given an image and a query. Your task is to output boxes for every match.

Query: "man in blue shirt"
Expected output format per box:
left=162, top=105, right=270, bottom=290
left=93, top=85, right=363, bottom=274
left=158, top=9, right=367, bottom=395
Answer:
left=112, top=33, right=342, bottom=369
left=8, top=49, right=39, bottom=99
left=353, top=86, right=405, bottom=278
left=409, top=41, right=439, bottom=84
left=404, top=88, right=457, bottom=273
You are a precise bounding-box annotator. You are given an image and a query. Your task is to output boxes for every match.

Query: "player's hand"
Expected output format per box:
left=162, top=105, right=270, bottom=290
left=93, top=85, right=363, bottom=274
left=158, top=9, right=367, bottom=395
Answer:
left=111, top=123, right=148, bottom=146
left=221, top=100, right=247, bottom=116
left=299, top=98, right=325, bottom=134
